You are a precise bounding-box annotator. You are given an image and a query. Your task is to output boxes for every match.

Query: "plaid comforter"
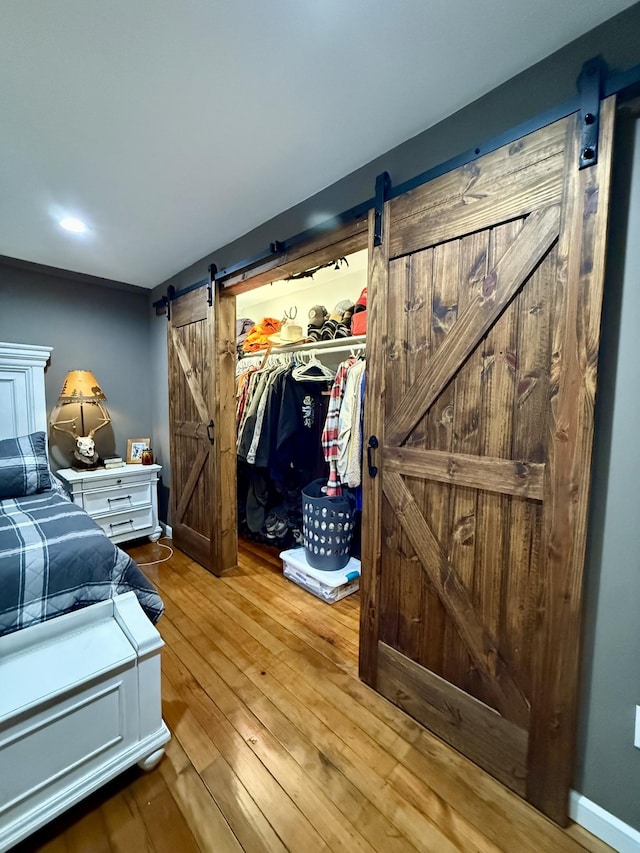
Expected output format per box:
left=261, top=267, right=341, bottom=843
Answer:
left=0, top=489, right=164, bottom=638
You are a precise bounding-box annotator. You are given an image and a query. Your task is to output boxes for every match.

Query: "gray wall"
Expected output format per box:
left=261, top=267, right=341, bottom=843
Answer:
left=575, top=112, right=640, bottom=829
left=148, top=4, right=640, bottom=833
left=0, top=261, right=154, bottom=471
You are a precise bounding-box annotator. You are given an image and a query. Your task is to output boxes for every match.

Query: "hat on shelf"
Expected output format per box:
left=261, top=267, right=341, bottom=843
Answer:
left=334, top=299, right=355, bottom=317
left=328, top=298, right=355, bottom=323
left=308, top=305, right=328, bottom=327
left=351, top=287, right=367, bottom=336
left=268, top=322, right=307, bottom=347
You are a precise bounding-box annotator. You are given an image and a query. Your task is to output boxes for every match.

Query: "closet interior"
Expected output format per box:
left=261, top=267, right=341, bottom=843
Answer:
left=234, top=248, right=368, bottom=604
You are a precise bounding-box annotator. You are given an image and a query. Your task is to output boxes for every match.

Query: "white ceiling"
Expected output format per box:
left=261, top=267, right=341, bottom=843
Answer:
left=1, top=1, right=636, bottom=289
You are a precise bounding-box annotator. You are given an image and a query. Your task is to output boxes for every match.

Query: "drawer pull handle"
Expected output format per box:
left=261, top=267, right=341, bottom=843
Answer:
left=108, top=495, right=132, bottom=504
left=110, top=519, right=134, bottom=530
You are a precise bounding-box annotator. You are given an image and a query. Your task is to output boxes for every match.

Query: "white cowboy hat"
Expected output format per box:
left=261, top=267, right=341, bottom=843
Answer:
left=268, top=323, right=307, bottom=346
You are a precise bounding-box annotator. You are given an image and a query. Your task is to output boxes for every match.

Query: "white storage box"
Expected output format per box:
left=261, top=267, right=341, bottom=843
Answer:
left=280, top=548, right=360, bottom=603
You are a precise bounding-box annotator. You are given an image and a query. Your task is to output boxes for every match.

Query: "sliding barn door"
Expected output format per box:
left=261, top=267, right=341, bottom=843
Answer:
left=167, top=284, right=237, bottom=574
left=360, top=99, right=615, bottom=824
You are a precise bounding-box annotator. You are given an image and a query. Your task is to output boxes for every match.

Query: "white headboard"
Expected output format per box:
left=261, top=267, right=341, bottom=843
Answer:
left=0, top=342, right=53, bottom=439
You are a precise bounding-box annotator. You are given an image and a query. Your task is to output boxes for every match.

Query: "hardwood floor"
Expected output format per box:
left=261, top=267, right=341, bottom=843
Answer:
left=16, top=538, right=612, bottom=853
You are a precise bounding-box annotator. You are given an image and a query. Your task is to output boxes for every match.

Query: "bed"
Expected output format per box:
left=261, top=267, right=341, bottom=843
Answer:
left=0, top=342, right=170, bottom=853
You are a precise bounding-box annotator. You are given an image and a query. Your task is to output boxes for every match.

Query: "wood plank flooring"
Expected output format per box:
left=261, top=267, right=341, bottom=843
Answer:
left=15, top=538, right=612, bottom=853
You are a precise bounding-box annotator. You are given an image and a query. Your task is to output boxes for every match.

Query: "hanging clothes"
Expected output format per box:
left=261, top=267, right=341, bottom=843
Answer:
left=321, top=358, right=356, bottom=496
left=235, top=350, right=333, bottom=547
left=273, top=370, right=331, bottom=489
left=339, top=359, right=366, bottom=488
left=321, top=356, right=366, bottom=495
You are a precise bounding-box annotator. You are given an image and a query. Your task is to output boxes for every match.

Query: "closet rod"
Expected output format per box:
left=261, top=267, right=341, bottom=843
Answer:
left=301, top=341, right=366, bottom=358
left=288, top=334, right=366, bottom=355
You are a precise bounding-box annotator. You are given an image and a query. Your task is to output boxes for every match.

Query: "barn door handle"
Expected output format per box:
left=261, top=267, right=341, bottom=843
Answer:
left=367, top=435, right=379, bottom=478
left=207, top=419, right=215, bottom=445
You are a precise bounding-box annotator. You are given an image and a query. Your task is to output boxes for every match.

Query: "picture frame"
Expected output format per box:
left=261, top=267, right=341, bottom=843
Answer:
left=126, top=437, right=150, bottom=464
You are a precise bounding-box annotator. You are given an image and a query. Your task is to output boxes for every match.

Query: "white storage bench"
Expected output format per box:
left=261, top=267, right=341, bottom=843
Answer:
left=0, top=593, right=169, bottom=853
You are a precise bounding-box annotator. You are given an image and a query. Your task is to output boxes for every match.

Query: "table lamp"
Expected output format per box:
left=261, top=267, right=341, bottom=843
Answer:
left=51, top=370, right=111, bottom=467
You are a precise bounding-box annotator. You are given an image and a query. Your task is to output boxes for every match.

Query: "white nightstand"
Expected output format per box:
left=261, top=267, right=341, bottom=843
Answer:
left=56, top=464, right=163, bottom=545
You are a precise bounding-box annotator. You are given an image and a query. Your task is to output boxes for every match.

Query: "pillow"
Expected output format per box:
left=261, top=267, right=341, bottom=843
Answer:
left=0, top=432, right=51, bottom=500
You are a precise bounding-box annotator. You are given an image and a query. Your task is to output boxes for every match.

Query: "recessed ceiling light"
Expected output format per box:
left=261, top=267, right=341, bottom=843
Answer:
left=59, top=216, right=88, bottom=234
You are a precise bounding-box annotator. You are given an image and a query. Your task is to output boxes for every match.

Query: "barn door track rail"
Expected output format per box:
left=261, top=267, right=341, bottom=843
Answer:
left=153, top=55, right=640, bottom=311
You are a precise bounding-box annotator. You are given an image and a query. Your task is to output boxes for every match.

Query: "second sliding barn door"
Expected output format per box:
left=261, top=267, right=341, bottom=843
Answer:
left=167, top=284, right=237, bottom=574
left=360, top=99, right=615, bottom=824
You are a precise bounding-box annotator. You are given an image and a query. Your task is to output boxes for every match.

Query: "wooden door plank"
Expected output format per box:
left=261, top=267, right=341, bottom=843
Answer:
left=170, top=287, right=209, bottom=326
left=502, top=244, right=554, bottom=696
left=173, top=445, right=208, bottom=524
left=174, top=420, right=209, bottom=439
left=406, top=247, right=447, bottom=675
left=527, top=97, right=616, bottom=824
left=425, top=237, right=459, bottom=453
left=383, top=470, right=530, bottom=727
left=172, top=523, right=211, bottom=569
left=417, top=238, right=461, bottom=676
left=472, top=220, right=521, bottom=706
left=213, top=286, right=238, bottom=571
left=445, top=229, right=487, bottom=690
left=359, top=210, right=386, bottom=686
left=389, top=117, right=567, bottom=227
left=386, top=204, right=561, bottom=446
left=390, top=151, right=564, bottom=259
left=381, top=256, right=411, bottom=654
left=385, top=447, right=545, bottom=499
left=377, top=642, right=528, bottom=795
left=169, top=325, right=209, bottom=424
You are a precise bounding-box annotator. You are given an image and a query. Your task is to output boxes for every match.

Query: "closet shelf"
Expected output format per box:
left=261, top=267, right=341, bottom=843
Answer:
left=240, top=334, right=366, bottom=359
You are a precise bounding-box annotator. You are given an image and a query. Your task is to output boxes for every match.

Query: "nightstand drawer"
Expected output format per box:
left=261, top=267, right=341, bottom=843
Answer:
left=95, top=506, right=154, bottom=539
left=83, top=482, right=152, bottom=516
left=86, top=473, right=151, bottom=490
left=55, top=464, right=162, bottom=545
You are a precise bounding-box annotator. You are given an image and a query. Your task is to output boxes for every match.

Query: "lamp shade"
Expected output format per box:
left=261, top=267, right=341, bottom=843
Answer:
left=57, top=370, right=107, bottom=404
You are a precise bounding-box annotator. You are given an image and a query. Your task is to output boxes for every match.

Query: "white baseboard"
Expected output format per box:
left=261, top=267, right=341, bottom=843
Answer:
left=570, top=790, right=640, bottom=853
left=160, top=523, right=172, bottom=539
